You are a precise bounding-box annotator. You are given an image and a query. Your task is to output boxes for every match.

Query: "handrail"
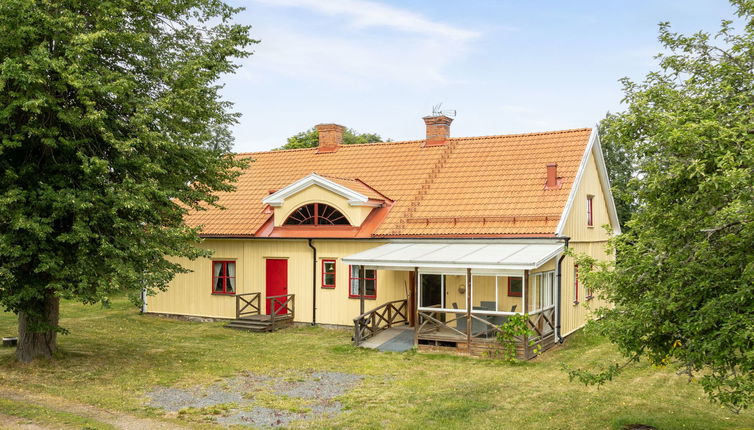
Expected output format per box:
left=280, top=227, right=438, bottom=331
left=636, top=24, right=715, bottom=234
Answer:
left=267, top=294, right=295, bottom=332
left=353, top=299, right=408, bottom=345
left=236, top=292, right=261, bottom=319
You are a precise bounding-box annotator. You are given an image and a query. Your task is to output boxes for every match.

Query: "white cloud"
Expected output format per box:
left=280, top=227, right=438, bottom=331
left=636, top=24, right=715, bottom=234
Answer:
left=239, top=1, right=482, bottom=88
left=253, top=0, right=479, bottom=41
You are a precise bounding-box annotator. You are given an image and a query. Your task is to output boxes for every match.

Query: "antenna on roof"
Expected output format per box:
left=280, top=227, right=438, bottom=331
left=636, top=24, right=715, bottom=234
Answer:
left=432, top=103, right=456, bottom=118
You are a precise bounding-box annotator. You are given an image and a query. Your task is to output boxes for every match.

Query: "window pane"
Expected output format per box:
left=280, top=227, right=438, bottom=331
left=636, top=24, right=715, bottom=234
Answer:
left=420, top=274, right=442, bottom=307
left=226, top=277, right=235, bottom=293
left=214, top=277, right=224, bottom=292
left=324, top=261, right=335, bottom=273
left=351, top=265, right=359, bottom=277
left=509, top=278, right=522, bottom=295
left=350, top=278, right=359, bottom=295
left=366, top=269, right=376, bottom=279
left=324, top=273, right=335, bottom=286
left=365, top=279, right=376, bottom=296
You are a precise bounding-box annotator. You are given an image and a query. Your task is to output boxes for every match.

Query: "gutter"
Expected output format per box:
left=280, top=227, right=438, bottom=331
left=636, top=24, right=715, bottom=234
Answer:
left=555, top=236, right=570, bottom=343
left=308, top=239, right=317, bottom=326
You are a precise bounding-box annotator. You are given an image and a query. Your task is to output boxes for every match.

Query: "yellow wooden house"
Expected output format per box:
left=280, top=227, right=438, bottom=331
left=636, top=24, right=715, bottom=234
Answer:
left=146, top=115, right=620, bottom=357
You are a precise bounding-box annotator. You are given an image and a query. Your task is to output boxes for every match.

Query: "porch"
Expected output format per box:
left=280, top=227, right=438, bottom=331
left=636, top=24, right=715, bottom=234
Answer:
left=225, top=292, right=295, bottom=332
left=344, top=242, right=562, bottom=359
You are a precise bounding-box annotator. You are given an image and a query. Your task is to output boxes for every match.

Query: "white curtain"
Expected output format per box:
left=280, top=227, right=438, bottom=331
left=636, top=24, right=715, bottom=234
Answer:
left=213, top=262, right=223, bottom=291
left=350, top=266, right=359, bottom=295
left=226, top=262, right=236, bottom=292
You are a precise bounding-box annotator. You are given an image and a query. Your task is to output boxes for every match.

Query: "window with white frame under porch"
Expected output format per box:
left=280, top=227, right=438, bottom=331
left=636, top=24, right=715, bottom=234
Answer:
left=417, top=271, right=539, bottom=342
left=527, top=271, right=556, bottom=338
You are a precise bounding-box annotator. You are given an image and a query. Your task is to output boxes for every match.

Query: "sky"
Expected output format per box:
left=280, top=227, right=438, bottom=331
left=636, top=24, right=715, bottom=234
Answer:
left=222, top=0, right=739, bottom=152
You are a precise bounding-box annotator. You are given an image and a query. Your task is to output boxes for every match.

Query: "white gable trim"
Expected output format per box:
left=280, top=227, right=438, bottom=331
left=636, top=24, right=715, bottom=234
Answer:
left=555, top=127, right=622, bottom=236
left=262, top=173, right=373, bottom=207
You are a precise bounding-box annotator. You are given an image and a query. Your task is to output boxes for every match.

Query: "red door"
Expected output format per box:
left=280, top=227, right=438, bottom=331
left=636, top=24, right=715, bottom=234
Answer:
left=265, top=259, right=288, bottom=315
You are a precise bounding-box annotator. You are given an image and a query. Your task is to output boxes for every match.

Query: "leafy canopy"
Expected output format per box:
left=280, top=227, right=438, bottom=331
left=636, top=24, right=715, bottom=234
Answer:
left=277, top=127, right=388, bottom=150
left=0, top=0, right=256, bottom=328
left=570, top=0, right=754, bottom=411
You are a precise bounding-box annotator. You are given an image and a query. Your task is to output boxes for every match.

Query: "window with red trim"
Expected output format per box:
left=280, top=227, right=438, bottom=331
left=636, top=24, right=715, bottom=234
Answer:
left=573, top=264, right=579, bottom=304
left=212, top=261, right=236, bottom=294
left=586, top=195, right=594, bottom=227
left=322, top=259, right=336, bottom=288
left=585, top=264, right=594, bottom=299
left=507, top=277, right=523, bottom=297
left=349, top=265, right=376, bottom=299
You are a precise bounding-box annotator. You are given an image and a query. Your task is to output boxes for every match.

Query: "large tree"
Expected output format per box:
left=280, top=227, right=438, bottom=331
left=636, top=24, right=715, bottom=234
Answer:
left=570, top=0, right=754, bottom=411
left=277, top=127, right=388, bottom=150
left=598, top=113, right=637, bottom=230
left=0, top=0, right=255, bottom=362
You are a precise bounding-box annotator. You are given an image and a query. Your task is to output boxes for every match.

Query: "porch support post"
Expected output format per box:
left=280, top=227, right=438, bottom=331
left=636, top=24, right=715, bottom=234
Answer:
left=409, top=268, right=417, bottom=327
left=413, top=267, right=419, bottom=346
left=466, top=268, right=472, bottom=354
left=359, top=265, right=365, bottom=315
left=523, top=269, right=530, bottom=359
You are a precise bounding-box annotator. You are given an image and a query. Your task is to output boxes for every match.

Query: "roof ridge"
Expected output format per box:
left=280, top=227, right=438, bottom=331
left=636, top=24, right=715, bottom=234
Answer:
left=233, top=127, right=593, bottom=156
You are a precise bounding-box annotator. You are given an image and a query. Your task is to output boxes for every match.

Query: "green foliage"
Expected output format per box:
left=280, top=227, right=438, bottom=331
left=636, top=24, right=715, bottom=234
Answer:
left=598, top=113, right=637, bottom=230
left=572, top=1, right=754, bottom=411
left=492, top=313, right=540, bottom=362
left=277, top=127, right=388, bottom=150
left=0, top=1, right=256, bottom=333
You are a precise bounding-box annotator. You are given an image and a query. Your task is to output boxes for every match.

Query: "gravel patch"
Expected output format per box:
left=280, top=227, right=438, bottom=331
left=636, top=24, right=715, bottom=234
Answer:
left=146, top=371, right=363, bottom=427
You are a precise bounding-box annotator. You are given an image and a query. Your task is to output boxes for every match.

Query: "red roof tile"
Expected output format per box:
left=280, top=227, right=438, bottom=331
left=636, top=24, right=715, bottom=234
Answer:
left=185, top=128, right=592, bottom=237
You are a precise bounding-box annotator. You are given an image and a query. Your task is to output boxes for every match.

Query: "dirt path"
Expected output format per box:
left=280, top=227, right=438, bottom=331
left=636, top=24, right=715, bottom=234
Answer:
left=0, top=388, right=191, bottom=430
left=0, top=413, right=53, bottom=430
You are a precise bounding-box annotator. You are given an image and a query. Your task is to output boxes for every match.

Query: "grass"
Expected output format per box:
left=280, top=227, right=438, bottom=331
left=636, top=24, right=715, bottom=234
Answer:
left=0, top=397, right=116, bottom=429
left=0, top=297, right=751, bottom=429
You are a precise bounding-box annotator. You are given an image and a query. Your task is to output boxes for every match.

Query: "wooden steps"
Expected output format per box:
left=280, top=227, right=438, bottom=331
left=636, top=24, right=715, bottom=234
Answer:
left=225, top=314, right=294, bottom=332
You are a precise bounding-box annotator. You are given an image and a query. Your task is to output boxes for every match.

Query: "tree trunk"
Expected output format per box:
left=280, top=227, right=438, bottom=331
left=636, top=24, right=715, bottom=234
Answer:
left=16, top=292, right=59, bottom=363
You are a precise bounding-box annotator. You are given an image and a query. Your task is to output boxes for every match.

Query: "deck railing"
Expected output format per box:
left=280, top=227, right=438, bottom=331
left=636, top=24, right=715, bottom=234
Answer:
left=267, top=294, right=295, bottom=332
left=235, top=293, right=261, bottom=319
left=353, top=299, right=408, bottom=345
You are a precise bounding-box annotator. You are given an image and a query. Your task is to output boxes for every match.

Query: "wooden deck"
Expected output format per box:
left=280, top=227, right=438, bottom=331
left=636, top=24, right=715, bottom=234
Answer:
left=226, top=314, right=294, bottom=332
left=225, top=292, right=295, bottom=332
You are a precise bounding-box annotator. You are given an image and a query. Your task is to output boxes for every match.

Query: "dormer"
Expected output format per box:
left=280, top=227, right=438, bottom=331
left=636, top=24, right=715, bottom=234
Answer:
left=262, top=174, right=389, bottom=228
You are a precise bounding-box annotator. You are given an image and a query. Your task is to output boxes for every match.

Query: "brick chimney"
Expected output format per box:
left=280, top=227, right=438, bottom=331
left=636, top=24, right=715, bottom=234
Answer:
left=316, top=123, right=345, bottom=153
left=545, top=163, right=561, bottom=189
left=422, top=115, right=453, bottom=147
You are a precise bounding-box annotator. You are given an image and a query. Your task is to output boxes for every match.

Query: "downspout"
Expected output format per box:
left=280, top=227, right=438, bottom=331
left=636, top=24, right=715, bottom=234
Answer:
left=308, top=239, right=317, bottom=326
left=555, top=237, right=570, bottom=343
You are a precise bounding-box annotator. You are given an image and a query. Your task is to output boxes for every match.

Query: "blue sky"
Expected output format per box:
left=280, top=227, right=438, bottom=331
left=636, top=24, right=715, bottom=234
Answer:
left=223, top=0, right=738, bottom=152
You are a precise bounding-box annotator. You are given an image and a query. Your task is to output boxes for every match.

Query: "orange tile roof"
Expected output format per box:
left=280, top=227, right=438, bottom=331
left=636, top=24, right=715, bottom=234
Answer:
left=318, top=175, right=390, bottom=202
left=186, top=128, right=592, bottom=237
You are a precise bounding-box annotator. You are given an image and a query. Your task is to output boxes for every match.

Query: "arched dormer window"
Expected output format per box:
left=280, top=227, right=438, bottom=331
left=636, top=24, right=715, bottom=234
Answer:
left=284, top=203, right=350, bottom=226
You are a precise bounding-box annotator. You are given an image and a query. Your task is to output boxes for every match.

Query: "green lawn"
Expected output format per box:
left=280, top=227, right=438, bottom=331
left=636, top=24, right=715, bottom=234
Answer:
left=0, top=298, right=751, bottom=429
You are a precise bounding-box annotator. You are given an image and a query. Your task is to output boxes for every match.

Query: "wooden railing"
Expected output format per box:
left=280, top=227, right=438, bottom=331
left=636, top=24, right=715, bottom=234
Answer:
left=267, top=294, right=295, bottom=332
left=527, top=307, right=555, bottom=339
left=235, top=293, right=261, bottom=319
left=353, top=299, right=408, bottom=345
left=416, top=308, right=466, bottom=338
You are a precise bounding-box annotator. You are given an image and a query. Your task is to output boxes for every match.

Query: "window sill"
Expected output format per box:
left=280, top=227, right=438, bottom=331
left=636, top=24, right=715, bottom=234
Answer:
left=321, top=286, right=336, bottom=289
left=212, top=292, right=236, bottom=296
left=585, top=296, right=594, bottom=301
left=349, top=295, right=376, bottom=300
left=586, top=225, right=594, bottom=228
left=507, top=294, right=522, bottom=298
left=572, top=300, right=580, bottom=306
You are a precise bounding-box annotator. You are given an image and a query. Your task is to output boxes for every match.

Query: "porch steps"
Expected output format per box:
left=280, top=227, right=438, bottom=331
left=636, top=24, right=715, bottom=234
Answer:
left=225, top=314, right=294, bottom=332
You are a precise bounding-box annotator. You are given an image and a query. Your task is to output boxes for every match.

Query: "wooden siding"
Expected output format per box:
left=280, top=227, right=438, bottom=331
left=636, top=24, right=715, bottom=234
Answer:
left=147, top=239, right=409, bottom=326
left=559, top=151, right=615, bottom=336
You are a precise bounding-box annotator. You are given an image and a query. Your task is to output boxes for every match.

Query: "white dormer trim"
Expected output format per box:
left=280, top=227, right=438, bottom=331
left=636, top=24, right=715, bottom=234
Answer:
left=555, top=127, right=622, bottom=236
left=262, top=173, right=379, bottom=207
